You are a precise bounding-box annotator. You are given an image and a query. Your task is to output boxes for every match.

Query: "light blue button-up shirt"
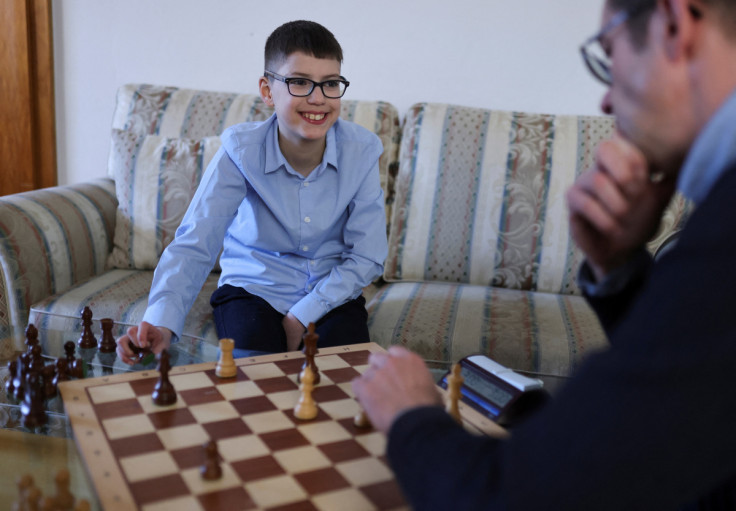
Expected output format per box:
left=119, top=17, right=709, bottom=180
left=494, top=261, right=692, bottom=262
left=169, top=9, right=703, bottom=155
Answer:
left=143, top=114, right=387, bottom=339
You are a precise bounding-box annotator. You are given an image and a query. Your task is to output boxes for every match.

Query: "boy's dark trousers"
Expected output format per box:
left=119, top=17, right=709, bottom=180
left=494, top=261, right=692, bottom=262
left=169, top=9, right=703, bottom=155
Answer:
left=210, top=284, right=370, bottom=357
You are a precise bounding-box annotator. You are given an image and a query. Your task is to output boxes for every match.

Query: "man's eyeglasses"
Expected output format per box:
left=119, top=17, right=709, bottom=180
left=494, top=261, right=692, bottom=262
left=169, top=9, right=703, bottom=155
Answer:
left=264, top=71, right=350, bottom=99
left=579, top=9, right=633, bottom=85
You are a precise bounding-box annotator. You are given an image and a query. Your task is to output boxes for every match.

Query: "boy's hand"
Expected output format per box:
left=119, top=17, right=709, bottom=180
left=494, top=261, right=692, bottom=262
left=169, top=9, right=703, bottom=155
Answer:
left=352, top=346, right=443, bottom=433
left=566, top=132, right=676, bottom=281
left=283, top=312, right=306, bottom=351
left=116, top=321, right=172, bottom=365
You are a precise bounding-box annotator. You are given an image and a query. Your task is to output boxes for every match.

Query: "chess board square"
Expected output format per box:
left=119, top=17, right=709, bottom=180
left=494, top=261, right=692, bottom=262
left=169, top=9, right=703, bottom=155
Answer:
left=318, top=398, right=361, bottom=421
left=198, top=486, right=257, bottom=511
left=129, top=376, right=158, bottom=396
left=218, top=433, right=270, bottom=462
left=321, top=367, right=361, bottom=384
left=110, top=432, right=165, bottom=459
left=179, top=386, right=225, bottom=406
left=202, top=417, right=252, bottom=441
left=298, top=420, right=352, bottom=445
left=361, top=480, right=408, bottom=510
left=265, top=389, right=301, bottom=411
left=313, top=354, right=351, bottom=371
left=353, top=431, right=387, bottom=456
left=189, top=401, right=240, bottom=424
left=170, top=372, right=215, bottom=391
left=137, top=393, right=188, bottom=414
left=231, top=455, right=285, bottom=483
left=245, top=473, right=308, bottom=509
left=129, top=473, right=189, bottom=506
left=171, top=444, right=210, bottom=471
left=157, top=423, right=210, bottom=450
left=336, top=457, right=393, bottom=487
left=272, top=445, right=332, bottom=474
left=181, top=464, right=241, bottom=496
left=255, top=375, right=298, bottom=394
left=142, top=495, right=203, bottom=511
left=241, top=362, right=286, bottom=380
left=120, top=451, right=179, bottom=483
left=93, top=397, right=144, bottom=420
left=293, top=466, right=350, bottom=495
left=273, top=358, right=307, bottom=375
left=203, top=367, right=250, bottom=386
left=230, top=395, right=277, bottom=415
left=318, top=439, right=371, bottom=464
left=311, top=487, right=375, bottom=511
left=259, top=427, right=310, bottom=452
left=215, top=380, right=262, bottom=401
left=337, top=417, right=378, bottom=437
left=264, top=501, right=319, bottom=511
left=102, top=413, right=155, bottom=440
left=312, top=384, right=350, bottom=403
left=242, top=410, right=294, bottom=434
left=87, top=382, right=136, bottom=404
left=288, top=407, right=332, bottom=425
left=147, top=408, right=197, bottom=430
left=338, top=350, right=371, bottom=366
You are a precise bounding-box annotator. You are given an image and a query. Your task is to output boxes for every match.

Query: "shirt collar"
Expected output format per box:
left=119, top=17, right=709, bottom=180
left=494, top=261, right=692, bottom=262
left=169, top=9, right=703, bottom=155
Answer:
left=678, top=88, right=736, bottom=205
left=264, top=115, right=339, bottom=177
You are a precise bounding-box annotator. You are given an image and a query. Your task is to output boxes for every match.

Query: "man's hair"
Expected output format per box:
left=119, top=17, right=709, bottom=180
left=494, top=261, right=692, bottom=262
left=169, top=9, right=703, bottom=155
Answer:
left=608, top=0, right=736, bottom=47
left=264, top=20, right=343, bottom=71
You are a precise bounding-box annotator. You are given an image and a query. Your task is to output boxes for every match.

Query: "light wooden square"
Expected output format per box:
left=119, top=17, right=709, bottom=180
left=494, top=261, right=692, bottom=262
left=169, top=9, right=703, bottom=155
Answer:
left=88, top=383, right=136, bottom=404
left=102, top=414, right=155, bottom=440
left=120, top=451, right=178, bottom=483
left=157, top=423, right=209, bottom=450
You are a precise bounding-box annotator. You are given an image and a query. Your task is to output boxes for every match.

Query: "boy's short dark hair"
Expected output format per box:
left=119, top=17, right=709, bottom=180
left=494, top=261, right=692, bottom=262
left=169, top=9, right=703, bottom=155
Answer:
left=265, top=20, right=343, bottom=71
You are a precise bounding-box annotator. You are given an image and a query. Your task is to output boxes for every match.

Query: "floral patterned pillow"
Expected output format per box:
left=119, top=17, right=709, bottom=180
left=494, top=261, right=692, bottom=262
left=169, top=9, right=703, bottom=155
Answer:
left=107, top=129, right=222, bottom=270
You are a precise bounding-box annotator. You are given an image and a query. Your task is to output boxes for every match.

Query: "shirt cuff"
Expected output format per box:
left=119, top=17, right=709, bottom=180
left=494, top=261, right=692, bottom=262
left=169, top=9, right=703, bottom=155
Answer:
left=578, top=249, right=652, bottom=298
left=142, top=302, right=185, bottom=342
left=289, top=293, right=332, bottom=328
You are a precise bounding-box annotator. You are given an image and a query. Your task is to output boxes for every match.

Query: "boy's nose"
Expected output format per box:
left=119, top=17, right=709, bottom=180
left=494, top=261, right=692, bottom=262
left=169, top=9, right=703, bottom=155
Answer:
left=600, top=89, right=613, bottom=115
left=307, top=86, right=327, bottom=104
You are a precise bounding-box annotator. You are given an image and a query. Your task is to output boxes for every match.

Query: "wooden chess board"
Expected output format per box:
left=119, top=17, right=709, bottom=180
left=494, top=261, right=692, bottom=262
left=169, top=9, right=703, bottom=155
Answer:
left=59, top=343, right=505, bottom=510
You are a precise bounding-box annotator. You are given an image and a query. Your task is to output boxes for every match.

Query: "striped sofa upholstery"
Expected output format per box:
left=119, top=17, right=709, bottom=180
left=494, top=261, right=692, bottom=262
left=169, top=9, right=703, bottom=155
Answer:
left=366, top=103, right=690, bottom=375
left=0, top=84, right=400, bottom=357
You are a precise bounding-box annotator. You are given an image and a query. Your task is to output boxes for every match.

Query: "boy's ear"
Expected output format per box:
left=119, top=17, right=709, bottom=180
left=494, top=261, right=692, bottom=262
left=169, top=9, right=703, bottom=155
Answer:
left=259, top=76, right=274, bottom=106
left=659, top=0, right=699, bottom=61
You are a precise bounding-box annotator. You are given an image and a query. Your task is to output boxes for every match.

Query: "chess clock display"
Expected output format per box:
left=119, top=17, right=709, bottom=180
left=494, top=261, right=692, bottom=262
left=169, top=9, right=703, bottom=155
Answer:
left=440, top=355, right=549, bottom=427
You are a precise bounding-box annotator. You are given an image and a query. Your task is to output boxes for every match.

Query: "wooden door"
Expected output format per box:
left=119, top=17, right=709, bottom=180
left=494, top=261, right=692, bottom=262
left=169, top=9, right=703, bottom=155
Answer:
left=0, top=0, right=56, bottom=195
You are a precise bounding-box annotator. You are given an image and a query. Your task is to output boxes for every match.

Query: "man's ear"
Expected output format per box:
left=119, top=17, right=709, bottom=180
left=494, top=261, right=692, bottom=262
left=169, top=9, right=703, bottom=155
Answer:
left=260, top=76, right=274, bottom=106
left=659, top=0, right=700, bottom=60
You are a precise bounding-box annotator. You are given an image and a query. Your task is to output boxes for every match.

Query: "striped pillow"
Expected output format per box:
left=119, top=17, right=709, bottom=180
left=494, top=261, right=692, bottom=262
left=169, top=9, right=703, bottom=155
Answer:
left=107, top=129, right=221, bottom=270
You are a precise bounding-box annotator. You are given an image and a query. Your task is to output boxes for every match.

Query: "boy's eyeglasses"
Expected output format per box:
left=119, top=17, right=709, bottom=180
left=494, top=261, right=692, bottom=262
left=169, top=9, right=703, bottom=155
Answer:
left=579, top=9, right=633, bottom=86
left=264, top=71, right=350, bottom=98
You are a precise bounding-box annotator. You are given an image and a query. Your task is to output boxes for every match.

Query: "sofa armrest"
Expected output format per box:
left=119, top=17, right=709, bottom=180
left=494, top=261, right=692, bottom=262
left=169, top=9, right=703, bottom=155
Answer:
left=0, top=178, right=117, bottom=355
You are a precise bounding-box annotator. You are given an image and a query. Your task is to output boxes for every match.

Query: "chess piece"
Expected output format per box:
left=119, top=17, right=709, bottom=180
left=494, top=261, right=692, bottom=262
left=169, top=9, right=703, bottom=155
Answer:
left=297, top=323, right=320, bottom=385
left=13, top=474, right=34, bottom=511
left=53, top=468, right=75, bottom=510
left=70, top=357, right=86, bottom=379
left=30, top=344, right=45, bottom=374
left=200, top=440, right=223, bottom=480
left=25, top=486, right=42, bottom=511
left=12, top=353, right=27, bottom=401
left=21, top=372, right=47, bottom=429
left=99, top=318, right=117, bottom=353
left=294, top=365, right=318, bottom=420
left=354, top=409, right=372, bottom=428
left=152, top=349, right=177, bottom=406
left=446, top=363, right=463, bottom=424
left=64, top=341, right=76, bottom=366
left=215, top=338, right=237, bottom=378
left=42, top=364, right=57, bottom=399
left=77, top=306, right=97, bottom=349
left=128, top=340, right=155, bottom=365
left=5, top=359, right=17, bottom=397
left=24, top=324, right=39, bottom=351
left=53, top=358, right=71, bottom=388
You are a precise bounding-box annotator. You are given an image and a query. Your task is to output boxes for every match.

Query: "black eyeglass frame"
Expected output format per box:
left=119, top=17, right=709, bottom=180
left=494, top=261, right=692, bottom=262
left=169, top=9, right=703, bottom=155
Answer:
left=263, top=71, right=350, bottom=99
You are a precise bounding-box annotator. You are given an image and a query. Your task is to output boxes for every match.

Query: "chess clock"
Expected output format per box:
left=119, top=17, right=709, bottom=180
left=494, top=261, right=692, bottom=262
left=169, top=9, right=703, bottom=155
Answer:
left=440, top=355, right=549, bottom=427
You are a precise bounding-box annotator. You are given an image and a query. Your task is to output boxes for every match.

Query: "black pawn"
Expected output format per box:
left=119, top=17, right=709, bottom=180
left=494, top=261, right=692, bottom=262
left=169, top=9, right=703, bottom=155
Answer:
left=77, top=306, right=97, bottom=349
left=64, top=341, right=76, bottom=366
left=99, top=318, right=117, bottom=353
left=53, top=358, right=71, bottom=387
left=200, top=440, right=222, bottom=480
left=152, top=350, right=177, bottom=406
left=24, top=324, right=39, bottom=352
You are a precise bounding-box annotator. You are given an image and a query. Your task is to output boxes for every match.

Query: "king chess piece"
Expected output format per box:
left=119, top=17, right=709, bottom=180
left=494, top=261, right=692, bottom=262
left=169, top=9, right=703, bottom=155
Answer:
left=152, top=349, right=177, bottom=406
left=77, top=306, right=97, bottom=349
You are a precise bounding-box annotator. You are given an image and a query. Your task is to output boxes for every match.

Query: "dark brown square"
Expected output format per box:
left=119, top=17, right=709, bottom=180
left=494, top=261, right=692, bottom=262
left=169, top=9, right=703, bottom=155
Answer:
left=203, top=417, right=252, bottom=440
left=128, top=473, right=189, bottom=505
left=128, top=376, right=158, bottom=396
left=93, top=398, right=143, bottom=421
left=179, top=386, right=225, bottom=406
left=361, top=480, right=407, bottom=509
left=231, top=455, right=285, bottom=483
left=255, top=376, right=298, bottom=394
left=266, top=500, right=319, bottom=511
left=109, top=433, right=164, bottom=459
left=312, top=384, right=350, bottom=403
left=147, top=408, right=197, bottom=430
left=199, top=487, right=256, bottom=511
left=230, top=395, right=277, bottom=415
left=321, top=367, right=361, bottom=384
left=293, top=467, right=350, bottom=495
left=259, top=428, right=310, bottom=451
left=337, top=417, right=375, bottom=436
left=286, top=407, right=331, bottom=426
left=337, top=349, right=371, bottom=366
left=317, top=439, right=370, bottom=463
left=170, top=444, right=209, bottom=470
left=204, top=367, right=250, bottom=386
left=273, top=357, right=308, bottom=375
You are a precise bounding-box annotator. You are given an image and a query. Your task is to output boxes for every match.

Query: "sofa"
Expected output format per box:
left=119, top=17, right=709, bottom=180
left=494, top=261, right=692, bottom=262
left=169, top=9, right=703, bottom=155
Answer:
left=0, top=84, right=690, bottom=378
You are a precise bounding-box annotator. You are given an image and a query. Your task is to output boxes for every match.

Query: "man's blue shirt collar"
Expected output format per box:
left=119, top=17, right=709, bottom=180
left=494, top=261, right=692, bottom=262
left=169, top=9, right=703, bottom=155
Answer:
left=264, top=114, right=339, bottom=178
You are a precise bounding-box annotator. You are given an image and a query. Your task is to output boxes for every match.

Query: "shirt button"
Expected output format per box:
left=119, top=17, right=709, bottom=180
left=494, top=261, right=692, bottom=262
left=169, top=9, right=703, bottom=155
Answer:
left=302, top=245, right=309, bottom=251
left=304, top=216, right=311, bottom=223
left=303, top=182, right=310, bottom=187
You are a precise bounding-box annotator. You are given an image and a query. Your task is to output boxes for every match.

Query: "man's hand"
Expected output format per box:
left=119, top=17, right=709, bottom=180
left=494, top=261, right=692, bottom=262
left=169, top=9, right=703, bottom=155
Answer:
left=116, top=321, right=172, bottom=365
left=352, top=346, right=443, bottom=433
left=566, top=132, right=676, bottom=281
left=283, top=312, right=306, bottom=351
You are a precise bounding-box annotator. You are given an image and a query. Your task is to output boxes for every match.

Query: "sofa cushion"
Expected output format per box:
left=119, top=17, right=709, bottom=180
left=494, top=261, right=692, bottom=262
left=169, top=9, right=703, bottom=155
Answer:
left=384, top=103, right=691, bottom=295
left=107, top=129, right=222, bottom=270
left=367, top=281, right=608, bottom=376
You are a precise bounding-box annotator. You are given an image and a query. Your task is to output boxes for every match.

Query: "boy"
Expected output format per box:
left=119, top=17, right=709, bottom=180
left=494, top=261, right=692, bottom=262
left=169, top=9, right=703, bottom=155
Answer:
left=116, top=20, right=387, bottom=362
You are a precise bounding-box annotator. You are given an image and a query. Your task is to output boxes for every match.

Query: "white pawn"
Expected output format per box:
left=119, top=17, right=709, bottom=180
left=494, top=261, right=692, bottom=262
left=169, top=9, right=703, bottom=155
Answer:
left=216, top=338, right=237, bottom=378
left=294, top=366, right=318, bottom=420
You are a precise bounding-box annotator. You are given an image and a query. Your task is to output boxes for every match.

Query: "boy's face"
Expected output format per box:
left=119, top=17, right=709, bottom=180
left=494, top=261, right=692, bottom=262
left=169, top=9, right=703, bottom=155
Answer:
left=260, top=51, right=342, bottom=147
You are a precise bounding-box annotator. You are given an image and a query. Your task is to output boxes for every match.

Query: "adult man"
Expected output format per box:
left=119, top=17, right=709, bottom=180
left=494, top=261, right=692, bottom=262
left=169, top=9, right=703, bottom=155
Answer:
left=352, top=0, right=736, bottom=508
